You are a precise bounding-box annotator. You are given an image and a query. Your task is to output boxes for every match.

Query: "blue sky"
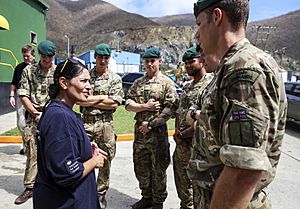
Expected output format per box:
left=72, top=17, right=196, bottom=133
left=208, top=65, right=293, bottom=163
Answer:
left=103, top=0, right=300, bottom=21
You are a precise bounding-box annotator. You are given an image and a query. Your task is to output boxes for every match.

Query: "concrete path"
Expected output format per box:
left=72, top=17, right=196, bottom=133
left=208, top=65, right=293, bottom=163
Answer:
left=0, top=111, right=16, bottom=134
left=0, top=126, right=300, bottom=209
left=0, top=111, right=299, bottom=209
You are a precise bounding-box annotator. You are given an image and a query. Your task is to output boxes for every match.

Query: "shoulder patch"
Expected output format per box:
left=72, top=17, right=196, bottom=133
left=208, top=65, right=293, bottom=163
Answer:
left=226, top=69, right=260, bottom=86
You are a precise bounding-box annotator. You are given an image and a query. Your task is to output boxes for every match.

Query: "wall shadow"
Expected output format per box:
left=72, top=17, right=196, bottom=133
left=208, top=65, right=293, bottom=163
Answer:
left=285, top=120, right=300, bottom=138
left=106, top=188, right=139, bottom=209
left=0, top=175, right=24, bottom=196
left=0, top=144, right=22, bottom=155
left=0, top=175, right=141, bottom=208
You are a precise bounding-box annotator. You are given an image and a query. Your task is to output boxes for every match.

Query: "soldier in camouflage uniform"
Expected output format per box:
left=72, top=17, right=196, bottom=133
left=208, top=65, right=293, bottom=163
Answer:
left=188, top=0, right=287, bottom=209
left=173, top=46, right=213, bottom=209
left=125, top=47, right=178, bottom=209
left=79, top=43, right=123, bottom=209
left=16, top=40, right=56, bottom=205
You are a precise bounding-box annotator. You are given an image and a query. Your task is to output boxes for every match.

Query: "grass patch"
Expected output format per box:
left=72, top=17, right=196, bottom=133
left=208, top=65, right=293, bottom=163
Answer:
left=1, top=128, right=20, bottom=136
left=2, top=105, right=175, bottom=136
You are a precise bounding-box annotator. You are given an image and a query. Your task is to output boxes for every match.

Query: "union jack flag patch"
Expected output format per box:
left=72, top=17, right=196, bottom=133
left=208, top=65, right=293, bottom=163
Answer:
left=232, top=110, right=247, bottom=120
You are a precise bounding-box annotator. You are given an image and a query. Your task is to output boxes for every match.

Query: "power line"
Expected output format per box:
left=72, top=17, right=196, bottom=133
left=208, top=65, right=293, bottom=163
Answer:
left=253, top=25, right=277, bottom=51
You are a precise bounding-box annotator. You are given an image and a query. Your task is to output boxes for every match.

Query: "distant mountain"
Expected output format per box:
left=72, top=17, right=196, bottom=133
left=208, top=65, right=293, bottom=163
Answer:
left=46, top=0, right=159, bottom=54
left=246, top=10, right=300, bottom=63
left=151, top=10, right=300, bottom=64
left=151, top=13, right=196, bottom=26
left=45, top=0, right=300, bottom=66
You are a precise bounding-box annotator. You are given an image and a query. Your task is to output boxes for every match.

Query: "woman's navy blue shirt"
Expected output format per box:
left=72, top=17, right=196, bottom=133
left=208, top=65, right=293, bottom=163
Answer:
left=33, top=100, right=100, bottom=209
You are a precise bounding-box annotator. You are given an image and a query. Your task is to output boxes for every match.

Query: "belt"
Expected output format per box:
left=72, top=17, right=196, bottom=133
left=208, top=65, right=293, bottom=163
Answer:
left=83, top=114, right=113, bottom=123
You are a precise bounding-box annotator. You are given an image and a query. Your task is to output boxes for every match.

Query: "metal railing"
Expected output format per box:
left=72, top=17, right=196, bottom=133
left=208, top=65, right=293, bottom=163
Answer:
left=0, top=62, right=14, bottom=71
left=0, top=47, right=19, bottom=71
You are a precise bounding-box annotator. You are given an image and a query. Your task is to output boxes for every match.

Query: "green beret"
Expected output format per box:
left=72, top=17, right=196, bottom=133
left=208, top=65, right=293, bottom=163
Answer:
left=38, top=40, right=56, bottom=56
left=95, top=43, right=111, bottom=56
left=194, top=0, right=222, bottom=18
left=143, top=47, right=161, bottom=59
left=182, top=46, right=201, bottom=61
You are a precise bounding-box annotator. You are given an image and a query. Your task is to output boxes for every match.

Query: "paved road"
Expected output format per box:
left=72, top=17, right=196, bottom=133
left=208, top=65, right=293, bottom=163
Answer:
left=0, top=112, right=16, bottom=134
left=0, top=121, right=299, bottom=209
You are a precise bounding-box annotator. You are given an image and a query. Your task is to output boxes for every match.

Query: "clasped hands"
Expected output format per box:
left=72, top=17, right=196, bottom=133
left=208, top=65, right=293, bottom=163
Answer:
left=139, top=99, right=160, bottom=135
left=91, top=142, right=108, bottom=168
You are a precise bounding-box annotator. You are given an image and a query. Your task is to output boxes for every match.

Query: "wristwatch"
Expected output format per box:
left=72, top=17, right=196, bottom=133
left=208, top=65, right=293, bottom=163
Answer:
left=147, top=122, right=153, bottom=130
left=190, top=109, right=197, bottom=121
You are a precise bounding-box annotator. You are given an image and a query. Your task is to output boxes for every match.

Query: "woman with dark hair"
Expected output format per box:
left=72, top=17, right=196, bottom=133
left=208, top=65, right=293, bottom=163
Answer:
left=33, top=58, right=107, bottom=209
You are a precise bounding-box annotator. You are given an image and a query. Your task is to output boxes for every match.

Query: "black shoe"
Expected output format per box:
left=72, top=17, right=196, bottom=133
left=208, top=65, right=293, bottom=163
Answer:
left=14, top=189, right=32, bottom=205
left=132, top=197, right=152, bottom=209
left=99, top=195, right=107, bottom=209
left=152, top=203, right=163, bottom=209
left=19, top=148, right=25, bottom=155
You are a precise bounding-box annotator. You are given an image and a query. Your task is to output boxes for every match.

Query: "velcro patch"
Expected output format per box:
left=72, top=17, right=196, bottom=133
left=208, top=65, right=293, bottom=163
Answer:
left=227, top=69, right=260, bottom=86
left=228, top=120, right=255, bottom=147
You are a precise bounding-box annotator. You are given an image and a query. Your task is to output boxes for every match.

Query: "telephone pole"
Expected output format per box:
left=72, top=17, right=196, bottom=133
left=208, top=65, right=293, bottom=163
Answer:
left=254, top=25, right=276, bottom=51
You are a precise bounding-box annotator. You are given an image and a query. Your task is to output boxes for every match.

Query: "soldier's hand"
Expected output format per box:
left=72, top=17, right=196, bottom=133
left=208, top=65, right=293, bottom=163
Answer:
left=33, top=111, right=42, bottom=123
left=173, top=129, right=183, bottom=145
left=145, top=99, right=160, bottom=111
left=139, top=121, right=150, bottom=135
left=9, top=96, right=16, bottom=108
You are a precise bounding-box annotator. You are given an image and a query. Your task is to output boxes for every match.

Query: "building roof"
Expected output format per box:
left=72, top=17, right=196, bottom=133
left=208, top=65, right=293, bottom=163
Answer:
left=33, top=0, right=49, bottom=9
left=111, top=50, right=140, bottom=65
left=79, top=50, right=141, bottom=66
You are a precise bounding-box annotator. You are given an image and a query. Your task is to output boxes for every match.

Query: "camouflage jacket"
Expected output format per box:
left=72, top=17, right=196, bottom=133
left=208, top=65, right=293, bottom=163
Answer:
left=126, top=72, right=178, bottom=126
left=188, top=38, right=287, bottom=192
left=81, top=68, right=124, bottom=116
left=177, top=74, right=213, bottom=131
left=17, top=63, right=56, bottom=111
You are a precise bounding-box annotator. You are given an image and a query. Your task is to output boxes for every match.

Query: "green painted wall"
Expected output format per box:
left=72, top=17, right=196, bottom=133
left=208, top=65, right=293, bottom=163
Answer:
left=0, top=0, right=48, bottom=82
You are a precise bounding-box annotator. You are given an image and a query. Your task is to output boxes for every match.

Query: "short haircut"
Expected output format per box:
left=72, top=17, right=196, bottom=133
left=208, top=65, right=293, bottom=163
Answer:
left=205, top=0, right=249, bottom=30
left=21, top=44, right=35, bottom=56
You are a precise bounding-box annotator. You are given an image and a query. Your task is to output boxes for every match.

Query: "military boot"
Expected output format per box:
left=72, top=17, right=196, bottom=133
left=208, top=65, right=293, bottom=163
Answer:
left=14, top=188, right=33, bottom=205
left=132, top=197, right=152, bottom=209
left=152, top=203, right=163, bottom=209
left=99, top=195, right=107, bottom=209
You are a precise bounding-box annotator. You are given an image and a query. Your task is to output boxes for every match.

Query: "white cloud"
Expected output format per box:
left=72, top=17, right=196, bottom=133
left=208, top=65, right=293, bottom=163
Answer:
left=103, top=0, right=195, bottom=17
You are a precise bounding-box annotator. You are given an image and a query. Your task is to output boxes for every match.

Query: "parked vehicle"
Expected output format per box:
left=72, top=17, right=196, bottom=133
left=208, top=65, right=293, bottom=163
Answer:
left=121, top=72, right=145, bottom=97
left=120, top=72, right=182, bottom=104
left=284, top=81, right=300, bottom=121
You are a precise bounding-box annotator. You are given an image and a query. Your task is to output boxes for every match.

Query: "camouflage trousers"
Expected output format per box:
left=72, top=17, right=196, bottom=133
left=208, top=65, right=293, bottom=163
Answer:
left=16, top=97, right=26, bottom=138
left=173, top=141, right=193, bottom=209
left=84, top=118, right=116, bottom=196
left=192, top=183, right=271, bottom=209
left=133, top=123, right=170, bottom=204
left=23, top=119, right=38, bottom=189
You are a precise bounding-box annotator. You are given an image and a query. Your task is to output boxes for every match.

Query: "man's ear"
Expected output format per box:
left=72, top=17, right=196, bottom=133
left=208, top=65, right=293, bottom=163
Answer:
left=59, top=77, right=68, bottom=90
left=213, top=8, right=223, bottom=26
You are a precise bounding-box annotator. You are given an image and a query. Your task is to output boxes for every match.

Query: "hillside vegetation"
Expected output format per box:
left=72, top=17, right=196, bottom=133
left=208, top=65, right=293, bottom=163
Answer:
left=46, top=0, right=300, bottom=69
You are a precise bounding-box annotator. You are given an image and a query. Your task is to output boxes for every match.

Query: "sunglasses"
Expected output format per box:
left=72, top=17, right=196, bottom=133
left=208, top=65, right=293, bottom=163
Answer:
left=96, top=55, right=110, bottom=60
left=60, top=58, right=86, bottom=72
